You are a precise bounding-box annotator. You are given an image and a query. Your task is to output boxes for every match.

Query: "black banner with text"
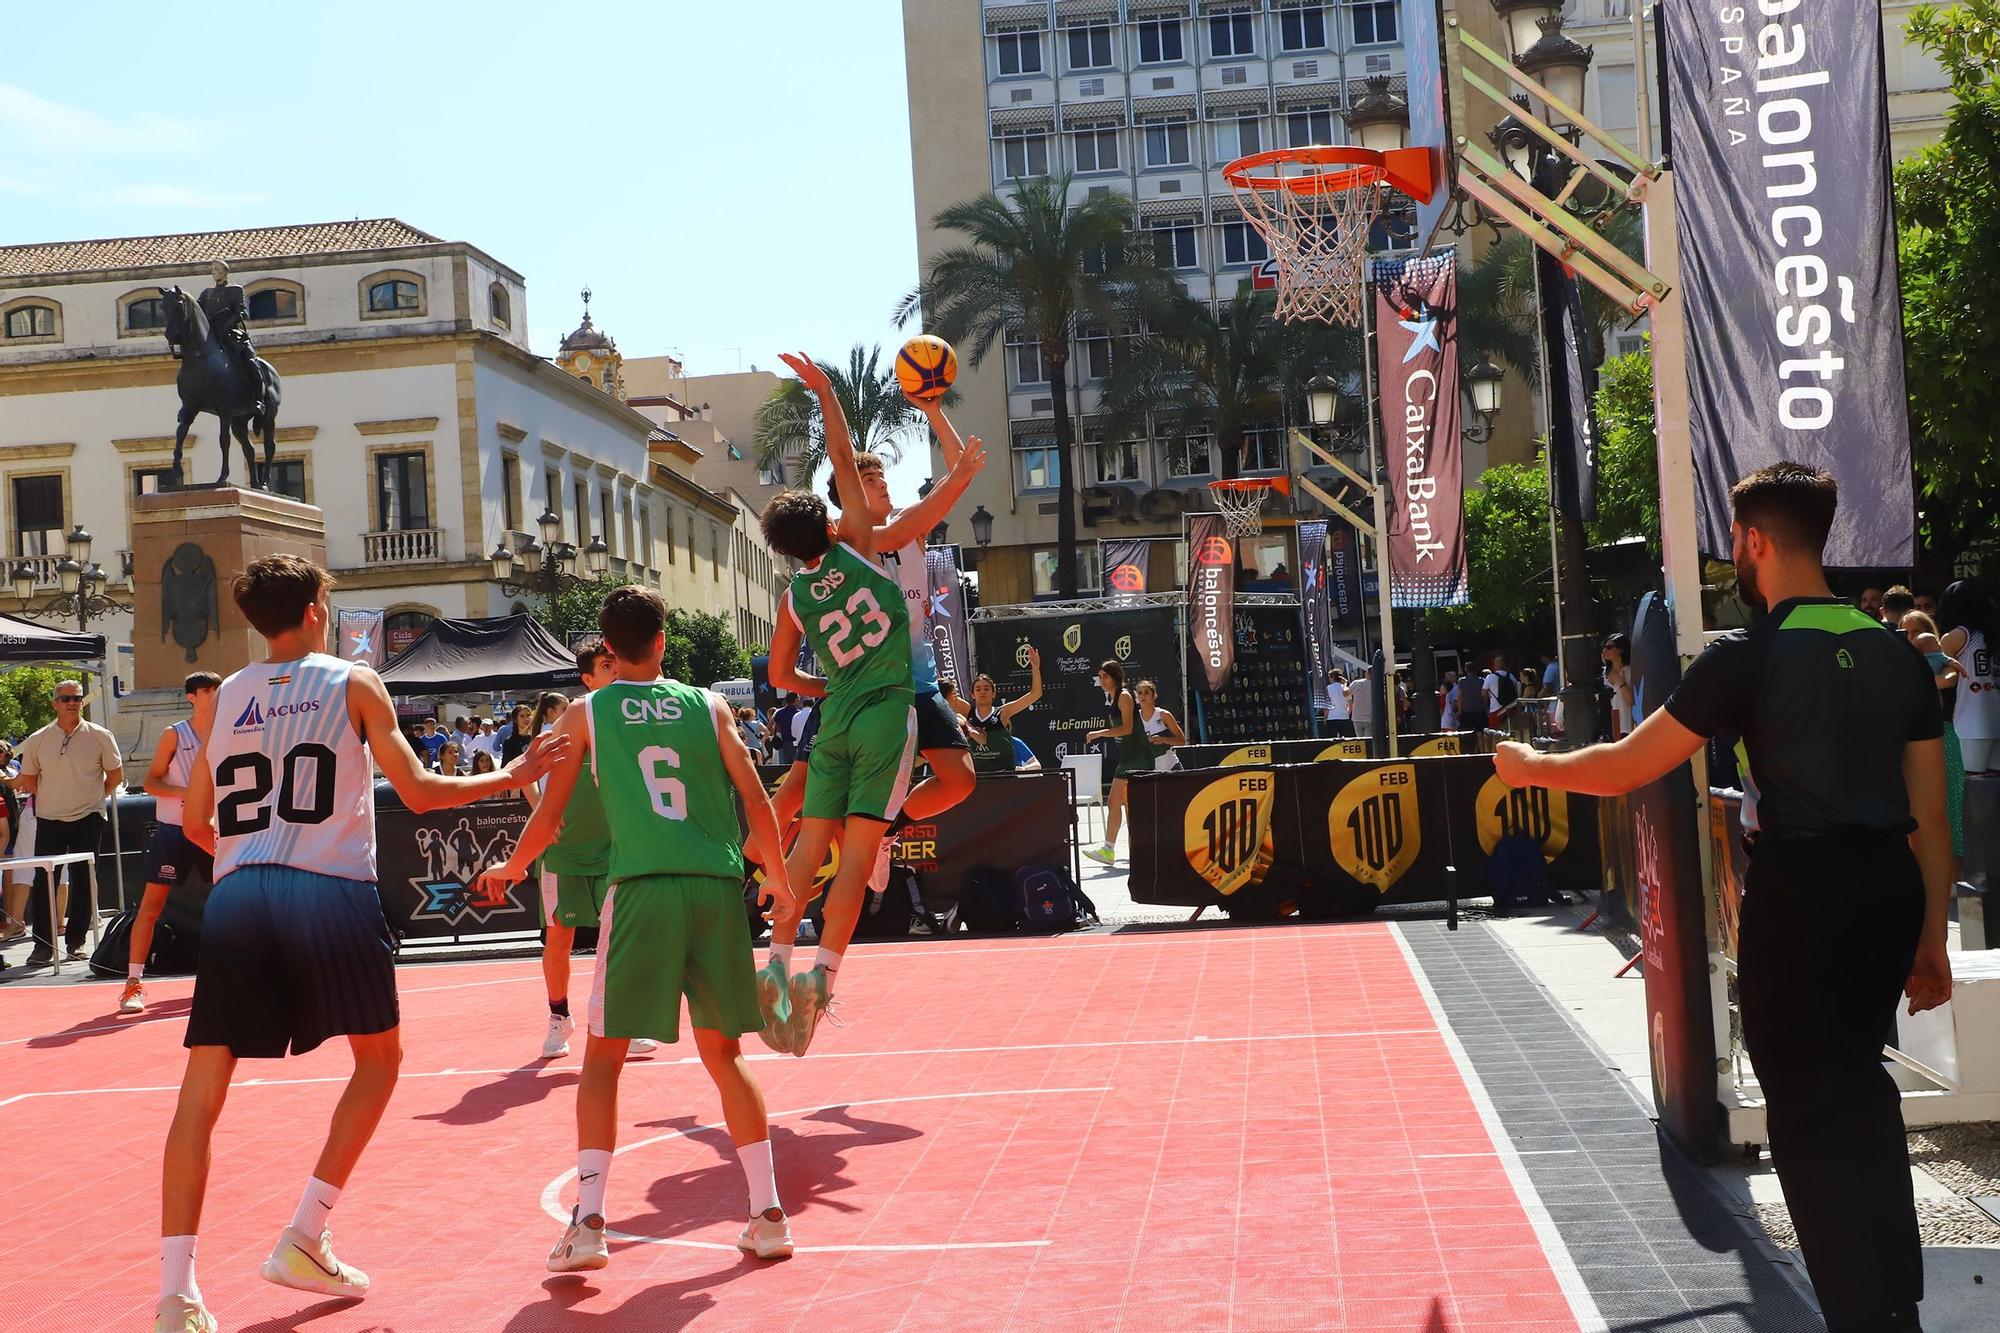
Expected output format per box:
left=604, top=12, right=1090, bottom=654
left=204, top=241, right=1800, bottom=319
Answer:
left=973, top=607, right=1183, bottom=768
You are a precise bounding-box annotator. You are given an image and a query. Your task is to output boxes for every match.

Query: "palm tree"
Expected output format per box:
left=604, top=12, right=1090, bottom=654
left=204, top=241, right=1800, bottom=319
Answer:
left=1458, top=209, right=1648, bottom=378
left=752, top=344, right=916, bottom=488
left=897, top=174, right=1149, bottom=597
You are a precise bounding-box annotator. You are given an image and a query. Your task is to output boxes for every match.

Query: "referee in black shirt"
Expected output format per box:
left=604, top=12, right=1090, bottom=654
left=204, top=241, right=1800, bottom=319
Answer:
left=1497, top=462, right=1953, bottom=1333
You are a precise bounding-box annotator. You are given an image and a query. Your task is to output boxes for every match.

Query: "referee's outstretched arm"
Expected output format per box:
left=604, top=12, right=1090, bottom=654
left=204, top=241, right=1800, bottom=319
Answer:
left=1492, top=708, right=1703, bottom=798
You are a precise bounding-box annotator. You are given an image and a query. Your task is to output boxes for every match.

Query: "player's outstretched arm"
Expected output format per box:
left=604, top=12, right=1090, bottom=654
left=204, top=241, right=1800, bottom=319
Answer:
left=768, top=593, right=826, bottom=699
left=911, top=393, right=964, bottom=470
left=712, top=691, right=796, bottom=917
left=779, top=351, right=872, bottom=551
left=1493, top=707, right=1704, bottom=796
left=476, top=705, right=589, bottom=903
left=874, top=434, right=988, bottom=552
left=999, top=647, right=1043, bottom=723
left=350, top=666, right=569, bottom=812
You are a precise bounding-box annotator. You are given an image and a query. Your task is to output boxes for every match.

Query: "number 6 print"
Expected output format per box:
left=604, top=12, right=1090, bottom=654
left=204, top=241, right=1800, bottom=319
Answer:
left=637, top=744, right=687, bottom=820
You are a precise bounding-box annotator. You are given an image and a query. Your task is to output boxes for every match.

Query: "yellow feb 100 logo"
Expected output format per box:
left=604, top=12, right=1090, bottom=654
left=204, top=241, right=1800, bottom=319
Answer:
left=1329, top=764, right=1421, bottom=892
left=1221, top=744, right=1272, bottom=767
left=1317, top=739, right=1368, bottom=761
left=1411, top=734, right=1461, bottom=757
left=1475, top=772, right=1569, bottom=860
left=1182, top=770, right=1276, bottom=895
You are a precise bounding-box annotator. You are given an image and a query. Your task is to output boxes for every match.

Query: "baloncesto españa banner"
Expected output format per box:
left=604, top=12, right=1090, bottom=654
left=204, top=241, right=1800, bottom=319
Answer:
left=1187, top=514, right=1237, bottom=692
left=1372, top=250, right=1467, bottom=608
left=1663, top=0, right=1913, bottom=566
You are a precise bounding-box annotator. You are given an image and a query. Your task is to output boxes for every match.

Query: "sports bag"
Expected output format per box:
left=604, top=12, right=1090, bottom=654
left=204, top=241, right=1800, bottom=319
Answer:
left=1016, top=863, right=1097, bottom=933
left=958, top=866, right=1020, bottom=933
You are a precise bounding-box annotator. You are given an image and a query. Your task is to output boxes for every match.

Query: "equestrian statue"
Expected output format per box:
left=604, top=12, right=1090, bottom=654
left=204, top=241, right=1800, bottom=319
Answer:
left=157, top=259, right=283, bottom=489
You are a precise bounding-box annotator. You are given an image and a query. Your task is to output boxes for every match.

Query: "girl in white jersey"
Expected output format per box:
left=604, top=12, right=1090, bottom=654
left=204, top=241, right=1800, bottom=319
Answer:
left=154, top=556, right=568, bottom=1333
left=120, top=671, right=221, bottom=1014
left=1940, top=580, right=2000, bottom=774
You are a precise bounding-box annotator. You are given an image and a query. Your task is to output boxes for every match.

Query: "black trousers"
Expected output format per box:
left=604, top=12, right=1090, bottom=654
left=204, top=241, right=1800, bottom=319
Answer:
left=24, top=812, right=106, bottom=953
left=1738, top=833, right=1926, bottom=1333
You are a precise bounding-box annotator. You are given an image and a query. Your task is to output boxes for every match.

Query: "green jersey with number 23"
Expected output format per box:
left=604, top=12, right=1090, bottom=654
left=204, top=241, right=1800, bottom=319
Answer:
left=586, top=679, right=743, bottom=884
left=786, top=542, right=913, bottom=722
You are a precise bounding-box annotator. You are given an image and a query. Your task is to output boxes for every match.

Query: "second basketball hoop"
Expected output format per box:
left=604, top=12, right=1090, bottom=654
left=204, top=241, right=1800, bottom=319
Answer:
left=1222, top=146, right=1437, bottom=325
left=1207, top=476, right=1290, bottom=539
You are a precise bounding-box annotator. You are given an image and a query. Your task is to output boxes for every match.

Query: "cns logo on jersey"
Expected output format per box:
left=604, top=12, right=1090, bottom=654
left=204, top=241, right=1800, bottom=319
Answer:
left=1182, top=770, right=1276, bottom=895
left=1062, top=623, right=1083, bottom=654
left=1474, top=772, right=1569, bottom=860
left=1195, top=535, right=1234, bottom=568
left=411, top=818, right=524, bottom=927
left=1114, top=635, right=1133, bottom=660
left=1329, top=763, right=1420, bottom=892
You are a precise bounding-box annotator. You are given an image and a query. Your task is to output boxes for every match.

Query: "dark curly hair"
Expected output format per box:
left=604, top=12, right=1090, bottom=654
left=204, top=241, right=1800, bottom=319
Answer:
left=761, top=490, right=833, bottom=563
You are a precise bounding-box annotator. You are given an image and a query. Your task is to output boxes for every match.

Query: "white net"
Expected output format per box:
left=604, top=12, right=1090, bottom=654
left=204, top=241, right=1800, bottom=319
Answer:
left=1229, top=160, right=1385, bottom=325
left=1209, top=483, right=1272, bottom=537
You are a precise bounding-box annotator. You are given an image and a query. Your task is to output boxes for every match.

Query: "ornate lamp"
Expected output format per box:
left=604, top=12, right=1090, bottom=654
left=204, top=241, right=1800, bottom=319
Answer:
left=536, top=507, right=563, bottom=547
left=970, top=505, right=995, bottom=548
left=517, top=536, right=543, bottom=575
left=64, top=524, right=92, bottom=566
left=1466, top=359, right=1505, bottom=422
left=584, top=535, right=610, bottom=577
left=56, top=557, right=80, bottom=596
left=1515, top=15, right=1593, bottom=122
left=1305, top=374, right=1341, bottom=429
left=489, top=542, right=515, bottom=581
left=10, top=563, right=32, bottom=602
left=1344, top=76, right=1409, bottom=155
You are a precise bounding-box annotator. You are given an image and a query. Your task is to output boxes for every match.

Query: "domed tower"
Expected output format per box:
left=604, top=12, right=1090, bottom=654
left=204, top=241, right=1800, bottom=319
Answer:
left=555, top=286, right=624, bottom=400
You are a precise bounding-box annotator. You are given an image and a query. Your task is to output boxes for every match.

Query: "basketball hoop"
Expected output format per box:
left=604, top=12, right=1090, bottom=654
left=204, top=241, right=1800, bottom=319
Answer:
left=1207, top=476, right=1290, bottom=538
left=1223, top=146, right=1437, bottom=325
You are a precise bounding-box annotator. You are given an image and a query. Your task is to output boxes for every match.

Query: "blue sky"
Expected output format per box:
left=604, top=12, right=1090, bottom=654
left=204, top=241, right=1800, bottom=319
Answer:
left=0, top=2, right=930, bottom=488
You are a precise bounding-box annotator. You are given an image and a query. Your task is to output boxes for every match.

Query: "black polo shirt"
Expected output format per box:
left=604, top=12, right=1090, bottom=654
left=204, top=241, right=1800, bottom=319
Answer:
left=1664, top=597, right=1941, bottom=838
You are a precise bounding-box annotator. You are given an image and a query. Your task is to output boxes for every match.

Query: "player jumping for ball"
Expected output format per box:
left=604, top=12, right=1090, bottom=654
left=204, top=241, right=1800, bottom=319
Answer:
left=760, top=351, right=987, bottom=1054
left=478, top=585, right=801, bottom=1272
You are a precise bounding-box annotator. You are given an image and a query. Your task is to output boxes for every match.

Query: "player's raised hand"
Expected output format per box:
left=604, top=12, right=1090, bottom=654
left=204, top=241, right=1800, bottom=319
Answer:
left=474, top=862, right=521, bottom=908
left=948, top=434, right=987, bottom=482
left=779, top=351, right=834, bottom=399
left=509, top=729, right=573, bottom=785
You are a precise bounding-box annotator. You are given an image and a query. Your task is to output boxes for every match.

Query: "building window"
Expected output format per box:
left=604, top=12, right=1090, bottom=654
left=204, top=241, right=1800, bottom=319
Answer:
left=573, top=478, right=590, bottom=544
left=600, top=491, right=615, bottom=556
left=374, top=452, right=429, bottom=531
left=1220, top=220, right=1272, bottom=266
left=665, top=508, right=677, bottom=565
left=1142, top=117, right=1192, bottom=167
left=267, top=458, right=308, bottom=502
left=1066, top=24, right=1113, bottom=69
left=995, top=30, right=1043, bottom=76
left=12, top=475, right=63, bottom=556
left=1280, top=5, right=1329, bottom=51
left=1215, top=112, right=1264, bottom=162
left=712, top=525, right=721, bottom=581
left=1091, top=432, right=1142, bottom=483
left=133, top=467, right=177, bottom=499
left=1241, top=425, right=1285, bottom=472
left=1150, top=219, right=1199, bottom=270
left=366, top=279, right=421, bottom=314
left=3, top=303, right=57, bottom=340
left=501, top=453, right=521, bottom=533
left=1079, top=328, right=1115, bottom=381
left=246, top=282, right=302, bottom=323
left=639, top=506, right=652, bottom=567
left=1000, top=130, right=1050, bottom=179
left=1165, top=434, right=1213, bottom=478
left=1072, top=124, right=1120, bottom=173
left=1350, top=0, right=1398, bottom=45
left=1007, top=331, right=1048, bottom=386
left=1286, top=104, right=1337, bottom=147
left=1208, top=11, right=1255, bottom=57
left=1014, top=436, right=1061, bottom=492
left=488, top=282, right=511, bottom=328
left=124, top=297, right=167, bottom=332
left=1032, top=545, right=1103, bottom=595
left=1136, top=18, right=1184, bottom=63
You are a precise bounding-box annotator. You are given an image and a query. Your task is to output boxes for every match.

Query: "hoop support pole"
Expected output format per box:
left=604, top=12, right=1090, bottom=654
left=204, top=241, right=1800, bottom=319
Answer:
left=1455, top=160, right=1664, bottom=314
left=1451, top=21, right=1659, bottom=184
left=1293, top=429, right=1374, bottom=492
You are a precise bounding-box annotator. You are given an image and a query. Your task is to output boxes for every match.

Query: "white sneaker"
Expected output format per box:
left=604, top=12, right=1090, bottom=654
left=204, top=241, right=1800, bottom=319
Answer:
left=152, top=1293, right=217, bottom=1333
left=542, top=1013, right=574, bottom=1059
left=547, top=1207, right=610, bottom=1272
left=736, top=1207, right=795, bottom=1260
left=120, top=978, right=146, bottom=1013
left=259, top=1224, right=369, bottom=1298
left=630, top=1037, right=657, bottom=1053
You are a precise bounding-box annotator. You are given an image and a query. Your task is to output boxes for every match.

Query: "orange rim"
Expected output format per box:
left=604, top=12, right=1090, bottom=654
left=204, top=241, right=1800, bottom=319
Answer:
left=1208, top=476, right=1292, bottom=496
left=1223, top=147, right=1386, bottom=196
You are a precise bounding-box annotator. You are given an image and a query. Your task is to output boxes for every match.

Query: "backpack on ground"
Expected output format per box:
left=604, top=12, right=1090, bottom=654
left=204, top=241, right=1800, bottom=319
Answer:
left=853, top=865, right=919, bottom=940
left=957, top=865, right=1020, bottom=933
left=1015, top=863, right=1097, bottom=933
left=1487, top=833, right=1560, bottom=913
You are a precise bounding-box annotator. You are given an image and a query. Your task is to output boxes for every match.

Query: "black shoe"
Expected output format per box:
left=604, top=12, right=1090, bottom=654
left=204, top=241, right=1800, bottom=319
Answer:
left=25, top=948, right=53, bottom=965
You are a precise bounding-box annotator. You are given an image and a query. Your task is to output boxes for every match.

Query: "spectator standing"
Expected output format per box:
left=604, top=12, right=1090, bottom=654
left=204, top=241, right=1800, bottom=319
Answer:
left=1453, top=669, right=1490, bottom=739
left=0, top=742, right=20, bottom=944
left=1324, top=671, right=1354, bottom=737
left=1939, top=579, right=1999, bottom=776
left=437, top=740, right=464, bottom=777
left=19, top=680, right=124, bottom=964
left=1879, top=586, right=1916, bottom=628
left=1857, top=586, right=1885, bottom=620
left=501, top=702, right=539, bottom=766
left=1439, top=671, right=1460, bottom=731
left=1603, top=633, right=1636, bottom=740
left=771, top=694, right=801, bottom=767
left=418, top=718, right=448, bottom=768
left=1902, top=610, right=1966, bottom=859
left=737, top=707, right=767, bottom=764
left=1349, top=664, right=1375, bottom=738
left=1483, top=656, right=1520, bottom=729
left=1540, top=652, right=1561, bottom=694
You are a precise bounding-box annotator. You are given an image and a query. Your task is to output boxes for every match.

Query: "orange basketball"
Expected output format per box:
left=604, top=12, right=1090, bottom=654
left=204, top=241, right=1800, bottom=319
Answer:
left=896, top=334, right=958, bottom=400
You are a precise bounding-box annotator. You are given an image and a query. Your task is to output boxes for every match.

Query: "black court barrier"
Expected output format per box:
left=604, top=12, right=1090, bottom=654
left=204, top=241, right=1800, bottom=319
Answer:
left=378, top=792, right=535, bottom=941
left=1126, top=754, right=1598, bottom=919
left=1171, top=731, right=1498, bottom=771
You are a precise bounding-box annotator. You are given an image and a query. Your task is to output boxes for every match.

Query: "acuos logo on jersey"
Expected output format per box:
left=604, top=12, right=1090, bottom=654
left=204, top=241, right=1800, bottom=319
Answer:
left=231, top=696, right=321, bottom=732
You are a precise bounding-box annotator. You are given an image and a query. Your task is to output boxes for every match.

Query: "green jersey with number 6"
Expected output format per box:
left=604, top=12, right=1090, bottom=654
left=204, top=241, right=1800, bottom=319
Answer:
left=787, top=542, right=913, bottom=723
left=586, top=679, right=743, bottom=883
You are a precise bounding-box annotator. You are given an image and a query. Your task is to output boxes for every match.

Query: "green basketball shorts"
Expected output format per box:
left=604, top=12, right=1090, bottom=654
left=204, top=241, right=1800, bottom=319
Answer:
left=541, top=869, right=609, bottom=929
left=802, top=689, right=917, bottom=824
left=587, top=874, right=761, bottom=1043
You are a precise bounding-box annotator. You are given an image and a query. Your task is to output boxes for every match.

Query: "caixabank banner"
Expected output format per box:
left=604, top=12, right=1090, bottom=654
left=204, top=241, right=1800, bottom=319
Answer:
left=973, top=607, right=1181, bottom=768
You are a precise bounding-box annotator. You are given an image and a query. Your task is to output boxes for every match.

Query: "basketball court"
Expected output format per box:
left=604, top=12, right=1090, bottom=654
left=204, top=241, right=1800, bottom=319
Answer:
left=0, top=923, right=1638, bottom=1331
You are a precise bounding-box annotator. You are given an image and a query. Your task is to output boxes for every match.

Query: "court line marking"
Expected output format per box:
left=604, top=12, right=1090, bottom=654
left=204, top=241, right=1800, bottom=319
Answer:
left=1418, top=1149, right=1578, bottom=1159
left=1391, top=923, right=1608, bottom=1333
left=0, top=1026, right=1438, bottom=1108
left=539, top=1086, right=1110, bottom=1254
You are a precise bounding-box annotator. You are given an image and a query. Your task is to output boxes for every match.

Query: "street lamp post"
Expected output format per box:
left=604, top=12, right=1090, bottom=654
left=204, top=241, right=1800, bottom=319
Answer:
left=12, top=525, right=131, bottom=633
left=488, top=508, right=611, bottom=611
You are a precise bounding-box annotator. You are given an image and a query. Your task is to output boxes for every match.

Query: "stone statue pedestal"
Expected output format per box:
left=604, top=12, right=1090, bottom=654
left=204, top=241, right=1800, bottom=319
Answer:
left=128, top=487, right=326, bottom=699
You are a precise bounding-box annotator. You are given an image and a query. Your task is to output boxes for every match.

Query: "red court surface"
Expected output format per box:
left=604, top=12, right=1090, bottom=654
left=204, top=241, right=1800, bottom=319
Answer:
left=2, top=924, right=1591, bottom=1331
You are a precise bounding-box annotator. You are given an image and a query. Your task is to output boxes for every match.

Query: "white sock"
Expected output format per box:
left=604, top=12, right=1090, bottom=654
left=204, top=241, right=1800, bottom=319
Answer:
left=769, top=942, right=793, bottom=973
left=127, top=963, right=143, bottom=980
left=739, top=1139, right=780, bottom=1216
left=577, top=1148, right=612, bottom=1219
left=815, top=947, right=842, bottom=975
left=160, top=1235, right=199, bottom=1303
left=289, top=1176, right=341, bottom=1237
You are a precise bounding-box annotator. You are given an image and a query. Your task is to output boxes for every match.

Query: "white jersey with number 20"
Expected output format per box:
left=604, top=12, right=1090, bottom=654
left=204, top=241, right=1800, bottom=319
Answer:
left=208, top=652, right=377, bottom=883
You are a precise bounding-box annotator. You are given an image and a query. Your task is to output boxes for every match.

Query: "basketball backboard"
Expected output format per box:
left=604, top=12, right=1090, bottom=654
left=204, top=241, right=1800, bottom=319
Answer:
left=1404, top=0, right=1455, bottom=253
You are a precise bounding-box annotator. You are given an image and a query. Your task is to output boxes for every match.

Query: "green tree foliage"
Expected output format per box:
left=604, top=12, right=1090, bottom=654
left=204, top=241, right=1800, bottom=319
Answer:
left=544, top=577, right=632, bottom=642
left=0, top=666, right=73, bottom=741
left=1427, top=459, right=1557, bottom=647
left=1898, top=0, right=2000, bottom=576
left=752, top=345, right=916, bottom=490
left=538, top=579, right=748, bottom=686
left=1587, top=349, right=1661, bottom=554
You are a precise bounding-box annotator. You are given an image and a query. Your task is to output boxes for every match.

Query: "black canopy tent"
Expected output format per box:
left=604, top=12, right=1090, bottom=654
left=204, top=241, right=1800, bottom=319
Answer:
left=376, top=613, right=580, bottom=696
left=0, top=612, right=105, bottom=665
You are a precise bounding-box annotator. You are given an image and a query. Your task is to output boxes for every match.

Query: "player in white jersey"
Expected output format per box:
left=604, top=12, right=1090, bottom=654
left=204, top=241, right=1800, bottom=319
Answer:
left=151, top=556, right=568, bottom=1333
left=121, top=671, right=221, bottom=1014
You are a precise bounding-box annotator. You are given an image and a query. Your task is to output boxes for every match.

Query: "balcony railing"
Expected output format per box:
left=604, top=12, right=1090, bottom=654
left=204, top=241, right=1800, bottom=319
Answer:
left=363, top=528, right=445, bottom=565
left=8, top=553, right=63, bottom=589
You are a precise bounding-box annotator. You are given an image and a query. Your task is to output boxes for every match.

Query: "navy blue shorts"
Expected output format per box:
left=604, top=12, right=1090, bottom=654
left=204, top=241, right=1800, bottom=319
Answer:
left=143, top=822, right=212, bottom=890
left=915, top=691, right=970, bottom=752
left=186, top=866, right=400, bottom=1058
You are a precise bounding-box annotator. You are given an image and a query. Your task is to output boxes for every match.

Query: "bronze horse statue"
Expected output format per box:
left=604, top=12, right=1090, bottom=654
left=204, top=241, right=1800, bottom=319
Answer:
left=158, top=285, right=282, bottom=489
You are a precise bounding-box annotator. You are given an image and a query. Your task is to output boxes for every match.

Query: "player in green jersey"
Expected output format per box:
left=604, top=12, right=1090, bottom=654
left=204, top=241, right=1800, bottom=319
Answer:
left=478, top=585, right=801, bottom=1273
left=760, top=351, right=987, bottom=1055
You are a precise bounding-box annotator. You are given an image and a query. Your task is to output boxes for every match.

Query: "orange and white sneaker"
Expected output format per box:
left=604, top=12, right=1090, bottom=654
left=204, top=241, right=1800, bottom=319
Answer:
left=119, top=979, right=146, bottom=1014
left=260, top=1225, right=369, bottom=1298
left=152, top=1294, right=216, bottom=1333
left=547, top=1206, right=610, bottom=1272
left=737, top=1207, right=795, bottom=1260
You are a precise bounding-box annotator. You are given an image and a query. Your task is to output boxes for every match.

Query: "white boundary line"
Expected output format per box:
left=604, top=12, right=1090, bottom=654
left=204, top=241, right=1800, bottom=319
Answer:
left=1390, top=923, right=1608, bottom=1333
left=539, top=1087, right=1110, bottom=1254
left=0, top=1027, right=1434, bottom=1109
